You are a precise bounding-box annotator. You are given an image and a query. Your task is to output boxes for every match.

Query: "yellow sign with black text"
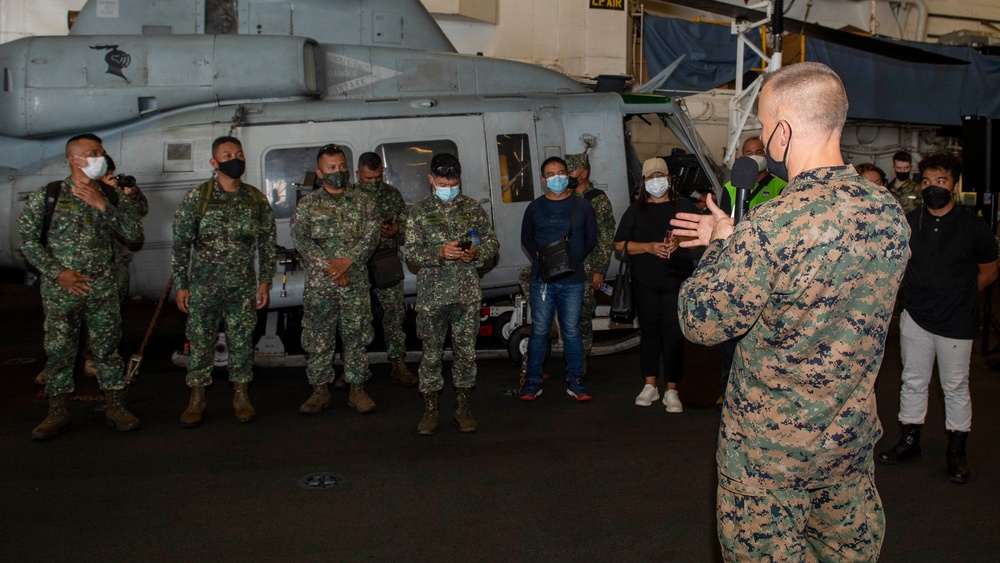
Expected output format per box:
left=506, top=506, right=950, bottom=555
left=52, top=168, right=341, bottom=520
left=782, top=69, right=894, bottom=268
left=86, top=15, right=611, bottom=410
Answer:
left=590, top=0, right=626, bottom=10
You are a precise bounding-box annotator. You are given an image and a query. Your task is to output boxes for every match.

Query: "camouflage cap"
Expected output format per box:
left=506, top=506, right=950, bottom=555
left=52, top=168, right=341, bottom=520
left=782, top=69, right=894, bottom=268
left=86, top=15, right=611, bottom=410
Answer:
left=564, top=152, right=589, bottom=171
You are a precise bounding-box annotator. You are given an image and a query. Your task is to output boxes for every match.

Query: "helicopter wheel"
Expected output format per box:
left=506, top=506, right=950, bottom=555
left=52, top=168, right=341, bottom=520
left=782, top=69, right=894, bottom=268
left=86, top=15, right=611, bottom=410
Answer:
left=507, top=326, right=550, bottom=366
left=492, top=311, right=515, bottom=346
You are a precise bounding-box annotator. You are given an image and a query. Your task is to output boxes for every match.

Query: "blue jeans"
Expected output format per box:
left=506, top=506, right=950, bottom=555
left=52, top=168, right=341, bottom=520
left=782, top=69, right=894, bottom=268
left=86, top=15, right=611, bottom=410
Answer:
left=527, top=279, right=585, bottom=384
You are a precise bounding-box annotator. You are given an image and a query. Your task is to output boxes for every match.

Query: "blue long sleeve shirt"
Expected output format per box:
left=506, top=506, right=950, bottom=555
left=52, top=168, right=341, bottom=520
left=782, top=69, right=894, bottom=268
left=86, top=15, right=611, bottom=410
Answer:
left=521, top=194, right=598, bottom=284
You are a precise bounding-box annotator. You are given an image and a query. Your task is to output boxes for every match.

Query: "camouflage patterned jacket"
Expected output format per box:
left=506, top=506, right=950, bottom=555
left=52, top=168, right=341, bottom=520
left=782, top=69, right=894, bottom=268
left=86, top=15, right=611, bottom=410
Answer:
left=352, top=180, right=408, bottom=252
left=577, top=183, right=614, bottom=277
left=405, top=193, right=498, bottom=306
left=114, top=187, right=149, bottom=266
left=291, top=186, right=379, bottom=294
left=19, top=178, right=143, bottom=283
left=678, top=166, right=910, bottom=490
left=888, top=177, right=922, bottom=213
left=171, top=179, right=277, bottom=292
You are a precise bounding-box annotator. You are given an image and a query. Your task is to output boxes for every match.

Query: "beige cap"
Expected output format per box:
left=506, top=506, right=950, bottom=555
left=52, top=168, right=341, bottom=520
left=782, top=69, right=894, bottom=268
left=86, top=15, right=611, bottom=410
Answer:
left=642, top=157, right=669, bottom=178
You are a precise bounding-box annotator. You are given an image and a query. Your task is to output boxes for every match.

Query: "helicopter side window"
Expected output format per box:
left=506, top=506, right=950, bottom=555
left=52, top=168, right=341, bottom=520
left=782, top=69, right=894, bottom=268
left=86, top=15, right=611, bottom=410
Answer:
left=372, top=140, right=459, bottom=205
left=206, top=0, right=238, bottom=34
left=496, top=134, right=534, bottom=203
left=263, top=145, right=355, bottom=219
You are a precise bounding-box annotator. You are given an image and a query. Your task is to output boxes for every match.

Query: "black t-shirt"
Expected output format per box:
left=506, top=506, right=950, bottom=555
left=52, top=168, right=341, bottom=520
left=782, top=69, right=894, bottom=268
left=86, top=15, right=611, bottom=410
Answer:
left=900, top=206, right=998, bottom=339
left=614, top=198, right=697, bottom=290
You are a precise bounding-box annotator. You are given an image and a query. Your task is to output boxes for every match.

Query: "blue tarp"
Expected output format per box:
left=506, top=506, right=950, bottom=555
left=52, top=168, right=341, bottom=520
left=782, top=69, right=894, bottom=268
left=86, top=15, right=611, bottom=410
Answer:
left=644, top=15, right=1000, bottom=126
left=643, top=15, right=762, bottom=94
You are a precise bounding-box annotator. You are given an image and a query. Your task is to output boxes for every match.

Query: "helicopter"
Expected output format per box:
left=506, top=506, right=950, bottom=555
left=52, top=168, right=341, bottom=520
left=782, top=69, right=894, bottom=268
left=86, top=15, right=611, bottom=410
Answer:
left=0, top=0, right=724, bottom=363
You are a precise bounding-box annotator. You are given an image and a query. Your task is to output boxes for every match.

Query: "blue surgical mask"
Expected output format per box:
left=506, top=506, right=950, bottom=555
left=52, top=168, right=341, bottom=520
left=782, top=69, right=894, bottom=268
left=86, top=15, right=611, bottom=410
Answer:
left=547, top=174, right=569, bottom=194
left=435, top=184, right=460, bottom=202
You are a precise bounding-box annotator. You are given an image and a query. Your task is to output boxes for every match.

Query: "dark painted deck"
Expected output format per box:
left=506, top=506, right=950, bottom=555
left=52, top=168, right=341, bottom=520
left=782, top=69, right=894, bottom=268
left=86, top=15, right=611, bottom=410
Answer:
left=1, top=277, right=997, bottom=562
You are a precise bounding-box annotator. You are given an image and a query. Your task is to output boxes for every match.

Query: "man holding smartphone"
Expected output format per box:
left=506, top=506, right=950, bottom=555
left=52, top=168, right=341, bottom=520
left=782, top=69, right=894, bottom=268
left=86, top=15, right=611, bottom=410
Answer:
left=354, top=152, right=417, bottom=386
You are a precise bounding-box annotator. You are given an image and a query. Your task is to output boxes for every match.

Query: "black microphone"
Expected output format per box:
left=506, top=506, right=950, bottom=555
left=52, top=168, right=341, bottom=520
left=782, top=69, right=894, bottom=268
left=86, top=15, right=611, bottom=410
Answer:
left=731, top=156, right=759, bottom=224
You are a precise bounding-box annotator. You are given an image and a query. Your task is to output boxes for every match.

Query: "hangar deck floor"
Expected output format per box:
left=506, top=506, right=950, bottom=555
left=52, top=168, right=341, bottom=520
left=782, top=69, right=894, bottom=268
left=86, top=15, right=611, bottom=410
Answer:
left=1, top=277, right=997, bottom=562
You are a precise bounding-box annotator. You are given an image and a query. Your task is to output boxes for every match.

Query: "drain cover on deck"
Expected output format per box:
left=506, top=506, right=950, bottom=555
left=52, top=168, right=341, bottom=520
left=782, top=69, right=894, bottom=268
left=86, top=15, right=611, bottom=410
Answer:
left=297, top=472, right=342, bottom=490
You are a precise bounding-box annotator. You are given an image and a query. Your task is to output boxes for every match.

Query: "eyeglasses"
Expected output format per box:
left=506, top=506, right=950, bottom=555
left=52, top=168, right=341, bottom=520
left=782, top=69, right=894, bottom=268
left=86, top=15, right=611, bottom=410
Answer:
left=433, top=165, right=461, bottom=177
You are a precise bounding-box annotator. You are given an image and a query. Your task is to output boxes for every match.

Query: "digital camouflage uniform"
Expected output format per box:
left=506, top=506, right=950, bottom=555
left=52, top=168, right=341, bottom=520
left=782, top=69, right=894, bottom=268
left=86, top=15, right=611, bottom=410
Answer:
left=292, top=187, right=379, bottom=385
left=576, top=183, right=614, bottom=351
left=113, top=187, right=149, bottom=301
left=405, top=193, right=498, bottom=394
left=18, top=178, right=143, bottom=396
left=172, top=179, right=276, bottom=387
left=353, top=180, right=408, bottom=360
left=678, top=166, right=910, bottom=560
left=888, top=177, right=922, bottom=213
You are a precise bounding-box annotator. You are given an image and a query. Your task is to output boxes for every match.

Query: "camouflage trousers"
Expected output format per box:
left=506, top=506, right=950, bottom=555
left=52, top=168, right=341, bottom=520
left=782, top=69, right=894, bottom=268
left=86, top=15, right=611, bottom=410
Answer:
left=519, top=265, right=595, bottom=350
left=416, top=300, right=478, bottom=394
left=372, top=282, right=407, bottom=359
left=302, top=287, right=373, bottom=385
left=717, top=467, right=884, bottom=562
left=40, top=275, right=125, bottom=395
left=186, top=284, right=256, bottom=387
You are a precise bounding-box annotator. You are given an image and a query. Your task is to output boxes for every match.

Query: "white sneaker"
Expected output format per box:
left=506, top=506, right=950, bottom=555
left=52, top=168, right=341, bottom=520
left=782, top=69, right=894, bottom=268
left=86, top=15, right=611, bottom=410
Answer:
left=663, top=389, right=683, bottom=413
left=634, top=384, right=660, bottom=407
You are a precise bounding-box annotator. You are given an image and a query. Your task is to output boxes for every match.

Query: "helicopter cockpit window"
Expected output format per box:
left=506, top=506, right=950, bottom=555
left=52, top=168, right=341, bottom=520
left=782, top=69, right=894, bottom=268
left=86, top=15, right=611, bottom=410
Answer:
left=206, top=0, right=238, bottom=34
left=263, top=145, right=354, bottom=219
left=496, top=134, right=534, bottom=203
left=372, top=140, right=460, bottom=205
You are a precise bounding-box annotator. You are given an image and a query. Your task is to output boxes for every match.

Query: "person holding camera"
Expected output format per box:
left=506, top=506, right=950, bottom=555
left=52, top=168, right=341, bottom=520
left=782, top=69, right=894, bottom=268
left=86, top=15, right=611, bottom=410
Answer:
left=102, top=155, right=148, bottom=302
left=518, top=156, right=597, bottom=402
left=352, top=152, right=417, bottom=387
left=614, top=157, right=696, bottom=413
left=404, top=153, right=497, bottom=434
left=18, top=133, right=144, bottom=439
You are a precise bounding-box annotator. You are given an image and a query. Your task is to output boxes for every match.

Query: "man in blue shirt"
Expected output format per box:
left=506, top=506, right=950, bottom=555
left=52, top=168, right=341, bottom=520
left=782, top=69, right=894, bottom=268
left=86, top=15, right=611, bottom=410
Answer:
left=519, top=156, right=598, bottom=401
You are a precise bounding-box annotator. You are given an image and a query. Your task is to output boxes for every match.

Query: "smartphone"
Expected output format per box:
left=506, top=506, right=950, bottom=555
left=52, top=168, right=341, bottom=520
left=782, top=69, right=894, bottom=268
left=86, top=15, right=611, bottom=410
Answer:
left=458, top=241, right=472, bottom=251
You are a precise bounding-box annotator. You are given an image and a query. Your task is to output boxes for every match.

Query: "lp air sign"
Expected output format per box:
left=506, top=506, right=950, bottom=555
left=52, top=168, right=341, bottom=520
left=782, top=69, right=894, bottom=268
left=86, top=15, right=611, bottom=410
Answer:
left=590, top=0, right=625, bottom=9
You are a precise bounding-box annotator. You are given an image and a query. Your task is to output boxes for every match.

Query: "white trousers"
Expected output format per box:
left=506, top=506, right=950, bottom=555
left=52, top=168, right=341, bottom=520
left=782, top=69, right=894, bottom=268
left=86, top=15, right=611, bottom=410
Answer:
left=898, top=310, right=973, bottom=432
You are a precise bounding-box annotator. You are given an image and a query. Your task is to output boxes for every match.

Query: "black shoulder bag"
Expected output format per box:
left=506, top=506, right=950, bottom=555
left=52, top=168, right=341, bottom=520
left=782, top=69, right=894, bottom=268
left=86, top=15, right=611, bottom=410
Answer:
left=536, top=196, right=578, bottom=282
left=368, top=246, right=405, bottom=289
left=610, top=242, right=635, bottom=324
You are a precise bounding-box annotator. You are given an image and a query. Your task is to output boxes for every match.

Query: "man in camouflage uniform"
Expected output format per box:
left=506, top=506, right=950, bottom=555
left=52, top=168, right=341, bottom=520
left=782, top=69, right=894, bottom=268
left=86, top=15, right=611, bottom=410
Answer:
left=671, top=63, right=910, bottom=560
left=567, top=152, right=614, bottom=369
left=172, top=136, right=276, bottom=426
left=888, top=150, right=922, bottom=212
left=19, top=133, right=144, bottom=440
left=405, top=153, right=498, bottom=434
left=292, top=144, right=380, bottom=415
left=353, top=152, right=417, bottom=386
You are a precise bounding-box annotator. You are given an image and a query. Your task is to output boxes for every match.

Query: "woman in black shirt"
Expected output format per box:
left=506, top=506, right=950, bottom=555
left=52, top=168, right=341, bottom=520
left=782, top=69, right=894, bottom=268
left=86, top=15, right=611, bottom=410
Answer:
left=614, top=157, right=696, bottom=413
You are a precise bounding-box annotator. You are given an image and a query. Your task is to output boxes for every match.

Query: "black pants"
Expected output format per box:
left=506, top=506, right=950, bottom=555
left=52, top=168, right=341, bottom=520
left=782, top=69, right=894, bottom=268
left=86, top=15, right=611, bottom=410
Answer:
left=634, top=283, right=684, bottom=383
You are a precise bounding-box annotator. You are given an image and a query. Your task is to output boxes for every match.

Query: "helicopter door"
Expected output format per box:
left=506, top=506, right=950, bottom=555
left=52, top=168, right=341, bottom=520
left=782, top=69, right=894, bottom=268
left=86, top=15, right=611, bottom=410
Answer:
left=484, top=112, right=541, bottom=279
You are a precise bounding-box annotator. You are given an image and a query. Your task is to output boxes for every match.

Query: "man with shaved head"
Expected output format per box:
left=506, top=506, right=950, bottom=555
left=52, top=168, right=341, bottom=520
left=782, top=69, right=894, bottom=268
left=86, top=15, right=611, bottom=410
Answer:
left=671, top=62, right=910, bottom=560
left=19, top=133, right=144, bottom=440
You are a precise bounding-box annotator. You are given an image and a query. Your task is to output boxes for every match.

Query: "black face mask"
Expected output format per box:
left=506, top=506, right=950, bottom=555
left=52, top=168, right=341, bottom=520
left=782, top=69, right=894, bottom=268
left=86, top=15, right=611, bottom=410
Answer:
left=567, top=177, right=579, bottom=190
left=895, top=171, right=910, bottom=182
left=764, top=122, right=791, bottom=182
left=923, top=186, right=952, bottom=209
left=217, top=158, right=246, bottom=179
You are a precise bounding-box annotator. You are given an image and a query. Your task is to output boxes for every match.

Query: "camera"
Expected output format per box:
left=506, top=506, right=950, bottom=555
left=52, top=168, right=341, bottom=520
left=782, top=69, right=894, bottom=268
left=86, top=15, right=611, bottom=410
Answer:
left=115, top=174, right=137, bottom=188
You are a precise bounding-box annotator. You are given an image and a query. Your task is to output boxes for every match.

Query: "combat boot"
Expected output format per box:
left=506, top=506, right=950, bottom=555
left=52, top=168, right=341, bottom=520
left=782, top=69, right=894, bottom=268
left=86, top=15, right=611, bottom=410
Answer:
left=104, top=389, right=141, bottom=432
left=453, top=387, right=477, bottom=432
left=31, top=394, right=72, bottom=440
left=418, top=393, right=439, bottom=435
left=180, top=386, right=207, bottom=427
left=233, top=382, right=256, bottom=423
left=947, top=430, right=971, bottom=484
left=300, top=383, right=331, bottom=414
left=348, top=383, right=376, bottom=413
left=389, top=357, right=418, bottom=387
left=877, top=423, right=922, bottom=464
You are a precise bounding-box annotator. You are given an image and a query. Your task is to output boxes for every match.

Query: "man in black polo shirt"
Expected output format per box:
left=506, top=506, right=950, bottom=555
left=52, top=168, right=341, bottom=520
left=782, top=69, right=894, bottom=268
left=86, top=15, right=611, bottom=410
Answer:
left=878, top=153, right=998, bottom=484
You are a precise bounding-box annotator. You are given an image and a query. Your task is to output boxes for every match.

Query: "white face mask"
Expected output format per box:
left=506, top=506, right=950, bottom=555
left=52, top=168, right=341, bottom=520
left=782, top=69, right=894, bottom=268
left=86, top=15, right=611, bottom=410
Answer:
left=78, top=156, right=108, bottom=180
left=750, top=154, right=766, bottom=173
left=645, top=177, right=669, bottom=198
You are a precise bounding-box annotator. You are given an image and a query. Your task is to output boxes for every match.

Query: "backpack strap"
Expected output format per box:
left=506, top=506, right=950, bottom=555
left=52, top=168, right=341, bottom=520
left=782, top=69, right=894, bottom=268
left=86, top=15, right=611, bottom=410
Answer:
left=583, top=188, right=607, bottom=203
left=40, top=180, right=63, bottom=246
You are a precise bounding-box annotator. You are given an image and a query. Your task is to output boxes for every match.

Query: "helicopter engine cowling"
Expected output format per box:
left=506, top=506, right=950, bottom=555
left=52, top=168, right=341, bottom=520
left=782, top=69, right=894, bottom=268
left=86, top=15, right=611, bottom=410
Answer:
left=0, top=34, right=322, bottom=138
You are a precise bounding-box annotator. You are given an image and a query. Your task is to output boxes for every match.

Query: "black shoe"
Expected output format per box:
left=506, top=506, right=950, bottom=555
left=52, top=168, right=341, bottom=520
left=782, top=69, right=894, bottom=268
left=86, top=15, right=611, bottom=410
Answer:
left=947, top=430, right=970, bottom=484
left=877, top=423, right=922, bottom=465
